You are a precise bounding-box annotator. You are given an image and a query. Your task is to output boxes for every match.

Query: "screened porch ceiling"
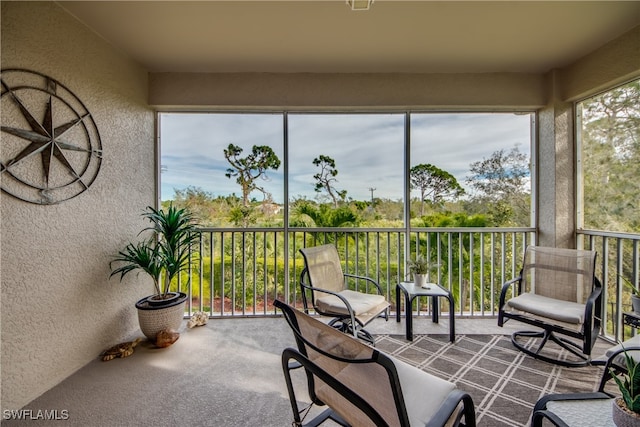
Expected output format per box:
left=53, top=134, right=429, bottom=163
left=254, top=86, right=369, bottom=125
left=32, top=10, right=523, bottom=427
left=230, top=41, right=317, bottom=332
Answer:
left=58, top=1, right=640, bottom=74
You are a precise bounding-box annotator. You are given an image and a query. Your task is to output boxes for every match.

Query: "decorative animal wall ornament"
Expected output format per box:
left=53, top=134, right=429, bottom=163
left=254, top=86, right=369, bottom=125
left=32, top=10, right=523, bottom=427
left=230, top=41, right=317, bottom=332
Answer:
left=0, top=69, right=103, bottom=205
left=100, top=338, right=142, bottom=361
left=187, top=311, right=209, bottom=328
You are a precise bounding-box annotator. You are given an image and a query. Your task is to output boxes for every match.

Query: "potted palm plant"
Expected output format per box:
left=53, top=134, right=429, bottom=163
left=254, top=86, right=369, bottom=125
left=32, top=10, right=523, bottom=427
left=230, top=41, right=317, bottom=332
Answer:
left=110, top=204, right=198, bottom=342
left=408, top=255, right=431, bottom=287
left=610, top=347, right=640, bottom=426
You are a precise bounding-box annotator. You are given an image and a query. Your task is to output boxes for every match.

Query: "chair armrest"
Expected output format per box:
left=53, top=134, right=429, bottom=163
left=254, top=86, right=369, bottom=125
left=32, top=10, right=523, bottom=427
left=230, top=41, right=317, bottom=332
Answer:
left=582, top=283, right=602, bottom=341
left=344, top=273, right=385, bottom=295
left=301, top=270, right=356, bottom=310
left=498, top=277, right=522, bottom=307
left=534, top=392, right=610, bottom=409
left=299, top=280, right=359, bottom=329
left=302, top=283, right=357, bottom=311
left=531, top=392, right=610, bottom=427
left=497, top=276, right=521, bottom=327
left=425, top=389, right=476, bottom=427
left=596, top=345, right=640, bottom=391
left=604, top=345, right=640, bottom=366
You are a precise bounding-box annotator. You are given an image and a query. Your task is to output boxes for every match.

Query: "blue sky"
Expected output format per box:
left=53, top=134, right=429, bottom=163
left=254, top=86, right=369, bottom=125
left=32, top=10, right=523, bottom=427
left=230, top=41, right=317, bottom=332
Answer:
left=160, top=112, right=531, bottom=203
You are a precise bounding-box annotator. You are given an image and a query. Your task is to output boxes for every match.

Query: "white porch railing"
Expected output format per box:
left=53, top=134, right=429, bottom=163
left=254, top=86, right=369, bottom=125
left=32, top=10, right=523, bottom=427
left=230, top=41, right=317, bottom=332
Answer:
left=580, top=229, right=640, bottom=342
left=179, top=227, right=535, bottom=315
left=177, top=226, right=640, bottom=342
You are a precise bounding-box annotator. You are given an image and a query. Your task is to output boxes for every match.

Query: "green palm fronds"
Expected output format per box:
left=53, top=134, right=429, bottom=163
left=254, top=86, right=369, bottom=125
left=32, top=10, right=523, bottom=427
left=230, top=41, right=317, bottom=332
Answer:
left=110, top=204, right=198, bottom=298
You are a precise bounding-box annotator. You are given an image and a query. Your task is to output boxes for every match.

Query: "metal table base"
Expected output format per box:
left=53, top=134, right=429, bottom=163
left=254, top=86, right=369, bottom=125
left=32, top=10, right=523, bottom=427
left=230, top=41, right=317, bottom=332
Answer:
left=395, top=281, right=455, bottom=342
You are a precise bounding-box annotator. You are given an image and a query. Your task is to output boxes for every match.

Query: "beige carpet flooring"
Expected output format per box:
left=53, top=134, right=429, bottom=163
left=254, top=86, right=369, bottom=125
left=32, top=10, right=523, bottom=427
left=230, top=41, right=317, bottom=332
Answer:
left=3, top=316, right=614, bottom=427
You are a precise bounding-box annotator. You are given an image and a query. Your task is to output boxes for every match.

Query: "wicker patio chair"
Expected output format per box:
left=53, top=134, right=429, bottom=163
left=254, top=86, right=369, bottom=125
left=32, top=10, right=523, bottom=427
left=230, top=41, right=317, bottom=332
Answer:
left=274, top=299, right=476, bottom=427
left=299, top=244, right=390, bottom=345
left=497, top=245, right=602, bottom=367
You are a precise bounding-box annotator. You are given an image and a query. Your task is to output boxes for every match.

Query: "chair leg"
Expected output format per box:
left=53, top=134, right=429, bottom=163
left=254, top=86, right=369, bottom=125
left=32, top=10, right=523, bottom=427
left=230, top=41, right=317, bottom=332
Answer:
left=298, top=408, right=350, bottom=427
left=511, top=330, right=590, bottom=367
left=327, top=318, right=347, bottom=331
left=355, top=328, right=375, bottom=346
left=333, top=318, right=376, bottom=346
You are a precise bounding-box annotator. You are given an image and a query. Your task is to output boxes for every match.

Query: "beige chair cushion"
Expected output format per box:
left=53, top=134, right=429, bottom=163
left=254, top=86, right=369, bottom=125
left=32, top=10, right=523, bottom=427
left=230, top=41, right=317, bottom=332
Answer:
left=393, top=357, right=458, bottom=426
left=316, top=290, right=388, bottom=317
left=506, top=292, right=585, bottom=324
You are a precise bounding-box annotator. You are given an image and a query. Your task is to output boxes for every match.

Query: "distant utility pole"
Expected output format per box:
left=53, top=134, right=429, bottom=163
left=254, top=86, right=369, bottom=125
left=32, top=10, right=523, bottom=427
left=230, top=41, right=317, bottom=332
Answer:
left=368, top=187, right=376, bottom=208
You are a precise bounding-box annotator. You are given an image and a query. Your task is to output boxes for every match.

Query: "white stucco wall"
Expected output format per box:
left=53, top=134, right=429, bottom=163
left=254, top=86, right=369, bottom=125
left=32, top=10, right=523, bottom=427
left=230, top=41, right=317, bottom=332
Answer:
left=1, top=2, right=155, bottom=409
left=149, top=71, right=547, bottom=110
left=560, top=25, right=640, bottom=102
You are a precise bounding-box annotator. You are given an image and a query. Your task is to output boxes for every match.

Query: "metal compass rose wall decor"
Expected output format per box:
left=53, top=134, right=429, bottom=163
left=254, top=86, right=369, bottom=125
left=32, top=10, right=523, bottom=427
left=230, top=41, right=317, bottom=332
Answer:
left=1, top=69, right=102, bottom=205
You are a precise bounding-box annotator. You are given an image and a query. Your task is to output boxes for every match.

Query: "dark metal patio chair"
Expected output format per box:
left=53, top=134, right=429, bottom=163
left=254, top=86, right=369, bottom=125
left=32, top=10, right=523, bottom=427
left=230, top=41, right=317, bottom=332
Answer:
left=274, top=299, right=476, bottom=427
left=299, top=244, right=390, bottom=345
left=532, top=345, right=640, bottom=426
left=592, top=335, right=640, bottom=391
left=497, top=245, right=602, bottom=367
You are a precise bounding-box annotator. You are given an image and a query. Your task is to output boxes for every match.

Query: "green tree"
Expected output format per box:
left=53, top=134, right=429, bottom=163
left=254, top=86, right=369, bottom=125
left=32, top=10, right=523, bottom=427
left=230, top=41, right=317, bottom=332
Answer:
left=581, top=80, right=640, bottom=232
left=465, top=146, right=530, bottom=226
left=414, top=212, right=492, bottom=312
left=410, top=163, right=465, bottom=215
left=421, top=212, right=489, bottom=228
left=224, top=144, right=281, bottom=207
left=228, top=205, right=257, bottom=227
left=290, top=201, right=359, bottom=228
left=167, top=186, right=218, bottom=225
left=312, top=155, right=347, bottom=208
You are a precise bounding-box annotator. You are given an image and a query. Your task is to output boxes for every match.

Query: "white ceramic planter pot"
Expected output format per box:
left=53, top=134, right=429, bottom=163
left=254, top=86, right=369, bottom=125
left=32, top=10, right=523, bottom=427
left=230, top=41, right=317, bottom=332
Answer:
left=135, top=292, right=187, bottom=341
left=413, top=273, right=428, bottom=287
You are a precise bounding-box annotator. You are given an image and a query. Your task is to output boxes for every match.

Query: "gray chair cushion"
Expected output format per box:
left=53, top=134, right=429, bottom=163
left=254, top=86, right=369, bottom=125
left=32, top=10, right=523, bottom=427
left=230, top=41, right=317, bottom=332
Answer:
left=506, top=292, right=585, bottom=324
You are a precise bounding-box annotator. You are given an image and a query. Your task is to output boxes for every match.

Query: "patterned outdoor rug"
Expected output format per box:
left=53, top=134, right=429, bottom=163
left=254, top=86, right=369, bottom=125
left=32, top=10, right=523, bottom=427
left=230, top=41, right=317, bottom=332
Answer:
left=374, top=334, right=613, bottom=427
